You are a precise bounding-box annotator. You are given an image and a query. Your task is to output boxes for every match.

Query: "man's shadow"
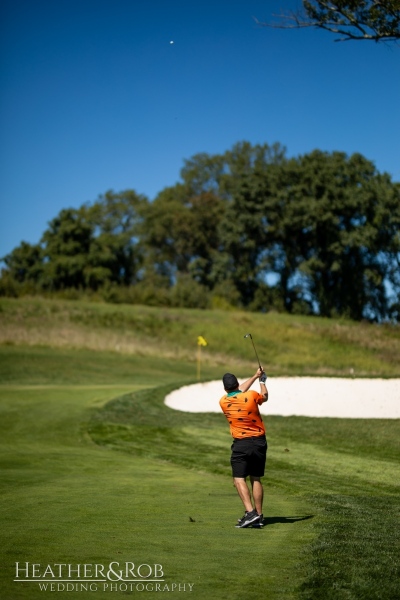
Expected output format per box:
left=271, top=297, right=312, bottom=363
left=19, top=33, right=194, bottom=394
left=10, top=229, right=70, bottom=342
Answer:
left=260, top=515, right=314, bottom=526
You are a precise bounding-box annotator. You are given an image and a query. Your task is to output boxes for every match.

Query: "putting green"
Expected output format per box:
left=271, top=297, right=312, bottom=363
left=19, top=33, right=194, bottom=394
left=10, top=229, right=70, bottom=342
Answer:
left=0, top=384, right=315, bottom=600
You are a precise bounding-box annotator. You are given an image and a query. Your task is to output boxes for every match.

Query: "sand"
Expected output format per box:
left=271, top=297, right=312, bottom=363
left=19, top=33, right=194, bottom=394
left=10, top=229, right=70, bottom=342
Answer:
left=165, top=377, right=400, bottom=419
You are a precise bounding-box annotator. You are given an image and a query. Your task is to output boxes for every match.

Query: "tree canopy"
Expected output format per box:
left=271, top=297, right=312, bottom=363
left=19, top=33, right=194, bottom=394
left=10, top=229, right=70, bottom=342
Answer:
left=1, top=142, right=399, bottom=321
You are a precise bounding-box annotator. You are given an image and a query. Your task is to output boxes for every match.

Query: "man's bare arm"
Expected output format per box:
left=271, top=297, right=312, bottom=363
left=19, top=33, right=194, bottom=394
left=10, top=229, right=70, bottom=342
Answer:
left=239, top=367, right=264, bottom=392
left=259, top=381, right=269, bottom=403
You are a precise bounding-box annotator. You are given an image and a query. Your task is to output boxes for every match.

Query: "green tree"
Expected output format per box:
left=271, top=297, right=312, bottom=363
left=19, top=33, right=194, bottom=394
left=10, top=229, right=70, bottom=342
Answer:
left=2, top=190, right=148, bottom=293
left=141, top=184, right=225, bottom=287
left=181, top=141, right=287, bottom=307
left=2, top=241, right=43, bottom=284
left=218, top=142, right=287, bottom=307
left=274, top=151, right=400, bottom=320
left=86, top=190, right=148, bottom=288
left=40, top=208, right=94, bottom=290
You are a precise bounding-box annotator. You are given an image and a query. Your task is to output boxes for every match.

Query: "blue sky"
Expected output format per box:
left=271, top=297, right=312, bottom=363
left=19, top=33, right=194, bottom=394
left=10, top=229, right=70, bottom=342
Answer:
left=1, top=0, right=399, bottom=261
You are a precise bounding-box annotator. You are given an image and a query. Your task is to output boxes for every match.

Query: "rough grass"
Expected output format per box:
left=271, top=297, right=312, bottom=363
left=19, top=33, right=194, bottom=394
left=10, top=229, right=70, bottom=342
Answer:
left=1, top=297, right=399, bottom=376
left=299, top=494, right=400, bottom=600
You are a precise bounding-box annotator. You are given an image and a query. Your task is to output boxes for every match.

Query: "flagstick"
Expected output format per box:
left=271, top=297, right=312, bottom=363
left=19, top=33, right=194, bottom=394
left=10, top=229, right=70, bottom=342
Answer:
left=197, top=345, right=201, bottom=381
left=196, top=336, right=207, bottom=381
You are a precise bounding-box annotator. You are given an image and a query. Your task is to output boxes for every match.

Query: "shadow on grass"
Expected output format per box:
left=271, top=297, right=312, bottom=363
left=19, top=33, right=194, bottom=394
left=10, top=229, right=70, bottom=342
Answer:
left=261, top=515, right=314, bottom=526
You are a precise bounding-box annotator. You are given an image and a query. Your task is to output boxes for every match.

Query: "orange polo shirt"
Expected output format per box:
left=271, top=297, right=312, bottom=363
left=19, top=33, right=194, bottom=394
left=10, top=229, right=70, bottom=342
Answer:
left=219, top=390, right=266, bottom=439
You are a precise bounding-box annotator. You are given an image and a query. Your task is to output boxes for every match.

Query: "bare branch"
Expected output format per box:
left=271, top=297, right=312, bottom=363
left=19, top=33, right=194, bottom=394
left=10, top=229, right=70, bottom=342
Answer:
left=255, top=0, right=400, bottom=43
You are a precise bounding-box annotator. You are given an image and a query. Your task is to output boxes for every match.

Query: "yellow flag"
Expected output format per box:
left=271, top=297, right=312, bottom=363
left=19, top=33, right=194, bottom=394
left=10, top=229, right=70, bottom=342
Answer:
left=197, top=335, right=208, bottom=347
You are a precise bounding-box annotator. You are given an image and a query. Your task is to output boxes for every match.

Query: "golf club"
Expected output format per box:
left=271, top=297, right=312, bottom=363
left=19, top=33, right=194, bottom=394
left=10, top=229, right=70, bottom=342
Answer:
left=244, top=333, right=262, bottom=370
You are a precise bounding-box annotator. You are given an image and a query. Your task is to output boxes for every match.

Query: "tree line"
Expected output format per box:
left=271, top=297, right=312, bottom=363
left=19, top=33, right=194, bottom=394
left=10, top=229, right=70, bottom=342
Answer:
left=1, top=142, right=399, bottom=321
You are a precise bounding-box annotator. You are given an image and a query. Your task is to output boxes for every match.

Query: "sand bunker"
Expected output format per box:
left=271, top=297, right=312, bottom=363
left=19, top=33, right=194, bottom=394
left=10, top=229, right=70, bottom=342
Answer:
left=165, top=378, right=400, bottom=419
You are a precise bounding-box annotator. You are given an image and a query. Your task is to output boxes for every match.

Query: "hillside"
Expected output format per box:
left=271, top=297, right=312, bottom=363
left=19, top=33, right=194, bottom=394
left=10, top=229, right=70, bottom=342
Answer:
left=1, top=297, right=399, bottom=377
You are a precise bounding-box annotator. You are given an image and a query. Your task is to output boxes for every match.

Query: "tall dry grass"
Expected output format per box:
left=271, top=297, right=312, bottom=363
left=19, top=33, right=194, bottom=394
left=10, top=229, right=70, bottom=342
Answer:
left=1, top=297, right=399, bottom=376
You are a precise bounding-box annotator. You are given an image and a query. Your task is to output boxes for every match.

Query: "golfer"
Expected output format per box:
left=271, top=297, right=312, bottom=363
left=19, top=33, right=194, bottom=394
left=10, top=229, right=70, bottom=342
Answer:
left=219, top=368, right=268, bottom=528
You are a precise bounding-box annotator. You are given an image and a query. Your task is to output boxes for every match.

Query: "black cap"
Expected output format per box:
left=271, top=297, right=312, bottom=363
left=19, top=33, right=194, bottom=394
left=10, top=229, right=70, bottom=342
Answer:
left=223, top=373, right=239, bottom=391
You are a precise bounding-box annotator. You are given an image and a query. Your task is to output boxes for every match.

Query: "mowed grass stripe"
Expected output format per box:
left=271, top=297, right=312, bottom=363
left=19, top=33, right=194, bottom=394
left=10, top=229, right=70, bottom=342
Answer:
left=0, top=384, right=151, bottom=390
left=88, top=386, right=400, bottom=494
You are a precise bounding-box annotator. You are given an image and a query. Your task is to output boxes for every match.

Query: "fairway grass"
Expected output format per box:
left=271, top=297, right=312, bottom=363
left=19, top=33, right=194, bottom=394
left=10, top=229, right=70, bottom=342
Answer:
left=0, top=383, right=313, bottom=600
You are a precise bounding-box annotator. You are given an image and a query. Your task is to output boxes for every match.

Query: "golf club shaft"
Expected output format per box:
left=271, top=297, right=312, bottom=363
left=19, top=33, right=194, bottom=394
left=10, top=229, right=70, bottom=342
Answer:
left=251, top=338, right=262, bottom=370
left=245, top=333, right=262, bottom=370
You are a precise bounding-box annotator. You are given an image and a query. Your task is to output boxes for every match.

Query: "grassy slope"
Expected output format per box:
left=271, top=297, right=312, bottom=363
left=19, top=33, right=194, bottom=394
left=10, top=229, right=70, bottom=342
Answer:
left=1, top=297, right=399, bottom=599
left=1, top=297, right=399, bottom=376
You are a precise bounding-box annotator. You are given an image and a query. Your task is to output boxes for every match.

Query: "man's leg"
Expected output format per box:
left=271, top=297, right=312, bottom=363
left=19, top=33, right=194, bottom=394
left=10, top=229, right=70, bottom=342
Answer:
left=233, top=478, right=253, bottom=513
left=250, top=476, right=263, bottom=515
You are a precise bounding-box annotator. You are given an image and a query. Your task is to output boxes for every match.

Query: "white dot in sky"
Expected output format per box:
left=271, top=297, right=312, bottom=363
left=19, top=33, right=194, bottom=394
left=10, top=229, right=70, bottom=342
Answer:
left=170, top=40, right=174, bottom=44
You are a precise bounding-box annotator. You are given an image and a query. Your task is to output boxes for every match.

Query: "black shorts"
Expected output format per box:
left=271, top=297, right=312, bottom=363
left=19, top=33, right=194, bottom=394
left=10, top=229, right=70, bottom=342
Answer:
left=230, top=435, right=267, bottom=478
